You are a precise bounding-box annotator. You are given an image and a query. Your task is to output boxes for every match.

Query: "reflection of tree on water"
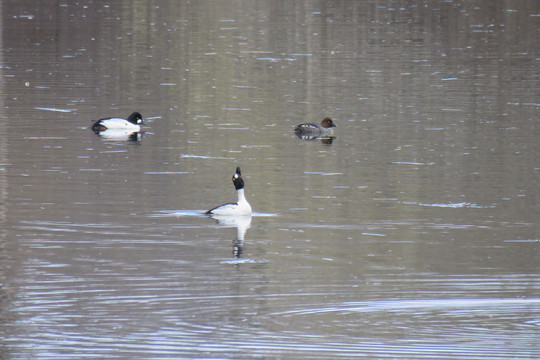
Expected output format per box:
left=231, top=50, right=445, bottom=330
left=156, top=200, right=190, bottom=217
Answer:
left=207, top=215, right=252, bottom=258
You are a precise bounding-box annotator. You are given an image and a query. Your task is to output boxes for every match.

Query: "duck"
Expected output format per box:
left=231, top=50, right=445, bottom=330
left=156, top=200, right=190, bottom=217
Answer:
left=205, top=167, right=252, bottom=216
left=294, top=117, right=336, bottom=137
left=92, top=112, right=145, bottom=133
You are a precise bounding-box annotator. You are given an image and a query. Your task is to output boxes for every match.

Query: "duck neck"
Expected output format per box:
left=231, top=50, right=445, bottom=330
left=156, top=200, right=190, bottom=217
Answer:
left=236, top=188, right=246, bottom=203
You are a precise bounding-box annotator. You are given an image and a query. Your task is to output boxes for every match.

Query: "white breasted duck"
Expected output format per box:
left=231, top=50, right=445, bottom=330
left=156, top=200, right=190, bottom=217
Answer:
left=205, top=167, right=252, bottom=216
left=294, top=117, right=336, bottom=137
left=92, top=112, right=145, bottom=133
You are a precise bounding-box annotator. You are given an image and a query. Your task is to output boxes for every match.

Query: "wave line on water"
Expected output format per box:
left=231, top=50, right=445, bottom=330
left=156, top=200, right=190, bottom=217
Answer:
left=35, top=107, right=76, bottom=113
left=180, top=154, right=234, bottom=160
left=150, top=210, right=278, bottom=218
left=417, top=201, right=493, bottom=208
left=272, top=297, right=540, bottom=317
left=143, top=171, right=192, bottom=175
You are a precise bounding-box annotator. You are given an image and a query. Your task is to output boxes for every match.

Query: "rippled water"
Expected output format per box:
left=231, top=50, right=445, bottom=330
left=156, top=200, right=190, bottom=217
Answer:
left=1, top=1, right=539, bottom=359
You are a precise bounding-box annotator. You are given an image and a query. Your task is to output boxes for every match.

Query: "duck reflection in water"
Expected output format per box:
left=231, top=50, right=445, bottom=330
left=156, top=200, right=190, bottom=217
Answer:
left=94, top=128, right=144, bottom=142
left=295, top=133, right=336, bottom=144
left=207, top=214, right=252, bottom=258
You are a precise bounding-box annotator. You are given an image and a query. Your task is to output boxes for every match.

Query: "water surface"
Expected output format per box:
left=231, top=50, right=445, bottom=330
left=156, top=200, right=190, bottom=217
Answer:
left=1, top=1, right=539, bottom=359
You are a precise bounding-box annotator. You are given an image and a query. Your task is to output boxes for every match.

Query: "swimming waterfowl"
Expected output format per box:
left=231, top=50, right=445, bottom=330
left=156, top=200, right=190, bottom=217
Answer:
left=205, top=167, right=252, bottom=216
left=294, top=117, right=336, bottom=137
left=92, top=112, right=145, bottom=133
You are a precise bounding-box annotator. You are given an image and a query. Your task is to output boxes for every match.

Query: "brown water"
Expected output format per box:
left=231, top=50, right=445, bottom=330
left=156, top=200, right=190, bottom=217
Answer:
left=1, top=1, right=539, bottom=359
